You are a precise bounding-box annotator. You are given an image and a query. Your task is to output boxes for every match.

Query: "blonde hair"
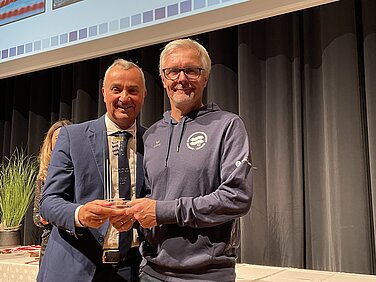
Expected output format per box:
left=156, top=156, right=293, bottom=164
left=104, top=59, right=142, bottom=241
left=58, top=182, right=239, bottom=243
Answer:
left=37, top=119, right=71, bottom=181
left=159, top=38, right=212, bottom=76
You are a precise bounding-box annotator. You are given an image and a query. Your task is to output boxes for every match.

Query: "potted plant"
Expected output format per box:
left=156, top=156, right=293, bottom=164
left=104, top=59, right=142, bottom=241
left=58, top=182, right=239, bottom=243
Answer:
left=0, top=148, right=38, bottom=247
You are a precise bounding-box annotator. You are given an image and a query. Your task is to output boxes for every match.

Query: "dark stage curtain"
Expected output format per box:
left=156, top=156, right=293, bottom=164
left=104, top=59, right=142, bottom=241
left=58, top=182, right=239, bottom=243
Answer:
left=1, top=0, right=375, bottom=275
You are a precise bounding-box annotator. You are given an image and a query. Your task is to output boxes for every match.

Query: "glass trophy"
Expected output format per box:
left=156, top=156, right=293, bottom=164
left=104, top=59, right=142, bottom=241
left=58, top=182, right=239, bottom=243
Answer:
left=103, top=131, right=130, bottom=209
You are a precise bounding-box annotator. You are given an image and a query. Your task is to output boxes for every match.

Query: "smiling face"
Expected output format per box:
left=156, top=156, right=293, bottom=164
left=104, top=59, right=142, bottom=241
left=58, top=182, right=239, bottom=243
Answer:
left=102, top=65, right=146, bottom=129
left=161, top=47, right=208, bottom=115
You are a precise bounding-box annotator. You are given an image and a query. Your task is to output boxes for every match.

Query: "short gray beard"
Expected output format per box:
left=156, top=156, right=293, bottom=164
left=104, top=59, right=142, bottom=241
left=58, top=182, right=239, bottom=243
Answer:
left=171, top=91, right=195, bottom=106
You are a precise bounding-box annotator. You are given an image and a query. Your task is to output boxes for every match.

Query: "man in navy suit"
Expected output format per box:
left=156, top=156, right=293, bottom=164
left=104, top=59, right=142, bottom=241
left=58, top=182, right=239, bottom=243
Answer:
left=38, top=59, right=147, bottom=282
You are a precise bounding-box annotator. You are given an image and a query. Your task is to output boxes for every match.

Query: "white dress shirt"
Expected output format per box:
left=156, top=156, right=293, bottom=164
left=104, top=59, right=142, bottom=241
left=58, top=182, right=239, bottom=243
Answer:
left=103, top=114, right=137, bottom=249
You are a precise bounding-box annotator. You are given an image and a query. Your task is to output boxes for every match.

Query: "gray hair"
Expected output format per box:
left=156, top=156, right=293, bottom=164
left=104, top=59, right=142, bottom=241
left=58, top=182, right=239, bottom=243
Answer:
left=103, top=58, right=146, bottom=88
left=159, top=38, right=211, bottom=77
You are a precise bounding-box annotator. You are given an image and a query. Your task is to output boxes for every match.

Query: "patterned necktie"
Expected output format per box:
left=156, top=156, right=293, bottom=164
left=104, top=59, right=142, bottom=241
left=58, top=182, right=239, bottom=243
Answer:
left=116, top=131, right=131, bottom=200
left=113, top=131, right=133, bottom=258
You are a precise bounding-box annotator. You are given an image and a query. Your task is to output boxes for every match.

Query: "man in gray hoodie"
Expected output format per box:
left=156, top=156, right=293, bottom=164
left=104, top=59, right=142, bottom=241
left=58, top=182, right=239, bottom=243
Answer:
left=126, top=38, right=253, bottom=282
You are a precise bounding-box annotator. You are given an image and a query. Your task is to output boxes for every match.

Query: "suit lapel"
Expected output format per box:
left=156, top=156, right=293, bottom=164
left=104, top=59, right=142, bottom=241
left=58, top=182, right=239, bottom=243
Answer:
left=87, top=116, right=107, bottom=191
left=86, top=119, right=145, bottom=198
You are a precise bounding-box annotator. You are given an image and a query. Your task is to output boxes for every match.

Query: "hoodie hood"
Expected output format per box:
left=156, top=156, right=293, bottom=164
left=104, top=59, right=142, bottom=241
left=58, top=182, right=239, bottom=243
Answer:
left=162, top=103, right=221, bottom=166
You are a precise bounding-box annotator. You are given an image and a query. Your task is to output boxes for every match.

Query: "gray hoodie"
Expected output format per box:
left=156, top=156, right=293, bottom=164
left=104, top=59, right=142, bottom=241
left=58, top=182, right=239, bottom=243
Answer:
left=141, top=103, right=253, bottom=282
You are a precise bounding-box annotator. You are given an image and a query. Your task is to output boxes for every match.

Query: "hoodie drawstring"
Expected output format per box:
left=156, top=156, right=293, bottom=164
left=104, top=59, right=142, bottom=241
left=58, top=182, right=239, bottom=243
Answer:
left=165, top=118, right=173, bottom=167
left=176, top=116, right=187, bottom=152
left=164, top=116, right=188, bottom=167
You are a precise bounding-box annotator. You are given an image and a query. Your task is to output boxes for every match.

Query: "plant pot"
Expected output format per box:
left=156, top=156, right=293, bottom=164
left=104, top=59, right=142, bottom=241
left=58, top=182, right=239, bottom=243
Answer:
left=0, top=226, right=21, bottom=247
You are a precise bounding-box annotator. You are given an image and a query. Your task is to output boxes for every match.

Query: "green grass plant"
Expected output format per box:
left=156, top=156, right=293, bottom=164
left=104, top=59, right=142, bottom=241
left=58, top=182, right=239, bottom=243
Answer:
left=0, top=148, right=38, bottom=230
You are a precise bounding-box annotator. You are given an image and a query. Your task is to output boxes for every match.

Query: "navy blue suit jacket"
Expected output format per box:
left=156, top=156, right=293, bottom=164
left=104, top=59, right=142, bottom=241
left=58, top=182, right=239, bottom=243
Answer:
left=38, top=115, right=146, bottom=281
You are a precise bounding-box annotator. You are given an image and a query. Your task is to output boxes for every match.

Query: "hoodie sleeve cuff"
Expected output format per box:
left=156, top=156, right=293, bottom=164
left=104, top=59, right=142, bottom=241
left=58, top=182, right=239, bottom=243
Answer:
left=156, top=200, right=177, bottom=225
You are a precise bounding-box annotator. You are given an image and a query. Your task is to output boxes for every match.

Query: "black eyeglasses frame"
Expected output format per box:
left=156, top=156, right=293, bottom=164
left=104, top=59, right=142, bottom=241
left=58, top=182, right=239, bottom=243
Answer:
left=162, top=67, right=205, bottom=80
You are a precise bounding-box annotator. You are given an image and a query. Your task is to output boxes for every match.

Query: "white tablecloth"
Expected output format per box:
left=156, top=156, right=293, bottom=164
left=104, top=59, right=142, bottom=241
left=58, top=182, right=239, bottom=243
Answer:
left=1, top=251, right=376, bottom=282
left=235, top=263, right=376, bottom=281
left=0, top=252, right=38, bottom=282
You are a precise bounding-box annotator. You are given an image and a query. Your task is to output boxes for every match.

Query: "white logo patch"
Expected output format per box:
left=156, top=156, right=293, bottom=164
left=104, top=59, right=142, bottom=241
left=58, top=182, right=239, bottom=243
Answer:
left=186, top=132, right=207, bottom=150
left=153, top=139, right=161, bottom=148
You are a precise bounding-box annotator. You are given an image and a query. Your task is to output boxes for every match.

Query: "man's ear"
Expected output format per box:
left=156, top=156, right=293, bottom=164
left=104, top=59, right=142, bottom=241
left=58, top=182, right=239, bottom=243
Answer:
left=161, top=76, right=168, bottom=89
left=203, top=75, right=209, bottom=87
left=102, top=87, right=106, bottom=102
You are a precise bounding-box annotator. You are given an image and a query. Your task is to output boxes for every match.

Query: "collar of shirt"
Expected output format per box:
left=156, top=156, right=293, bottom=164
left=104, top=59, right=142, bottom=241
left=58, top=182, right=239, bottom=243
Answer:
left=104, top=113, right=137, bottom=137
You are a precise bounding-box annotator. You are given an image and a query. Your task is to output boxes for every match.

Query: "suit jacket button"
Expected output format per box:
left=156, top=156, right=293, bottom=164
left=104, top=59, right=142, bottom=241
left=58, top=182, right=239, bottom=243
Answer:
left=98, top=236, right=104, bottom=243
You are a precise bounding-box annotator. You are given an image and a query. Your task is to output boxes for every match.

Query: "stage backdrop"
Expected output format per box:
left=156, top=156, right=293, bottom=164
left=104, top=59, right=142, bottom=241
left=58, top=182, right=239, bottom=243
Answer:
left=1, top=0, right=376, bottom=276
left=0, top=0, right=337, bottom=78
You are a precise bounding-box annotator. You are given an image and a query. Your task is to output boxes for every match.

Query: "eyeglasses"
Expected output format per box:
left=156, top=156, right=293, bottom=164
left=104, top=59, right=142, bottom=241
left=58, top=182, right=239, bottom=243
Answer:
left=162, top=67, right=204, bottom=80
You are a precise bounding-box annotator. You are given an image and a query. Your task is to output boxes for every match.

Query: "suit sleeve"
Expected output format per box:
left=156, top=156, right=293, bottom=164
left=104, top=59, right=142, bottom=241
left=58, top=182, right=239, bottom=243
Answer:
left=40, top=126, right=81, bottom=236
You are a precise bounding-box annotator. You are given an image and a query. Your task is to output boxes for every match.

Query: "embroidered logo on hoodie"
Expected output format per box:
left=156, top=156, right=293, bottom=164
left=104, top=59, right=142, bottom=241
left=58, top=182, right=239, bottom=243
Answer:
left=186, top=132, right=207, bottom=150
